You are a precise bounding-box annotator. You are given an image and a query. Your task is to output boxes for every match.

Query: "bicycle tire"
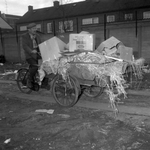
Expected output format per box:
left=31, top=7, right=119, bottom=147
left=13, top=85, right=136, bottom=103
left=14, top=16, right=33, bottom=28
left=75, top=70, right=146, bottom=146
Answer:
left=83, top=85, right=104, bottom=98
left=16, top=68, right=32, bottom=94
left=52, top=74, right=79, bottom=107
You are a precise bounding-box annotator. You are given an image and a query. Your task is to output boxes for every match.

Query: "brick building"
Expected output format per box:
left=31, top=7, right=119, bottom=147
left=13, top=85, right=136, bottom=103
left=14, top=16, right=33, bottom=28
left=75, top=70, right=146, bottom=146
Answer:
left=2, top=0, right=150, bottom=62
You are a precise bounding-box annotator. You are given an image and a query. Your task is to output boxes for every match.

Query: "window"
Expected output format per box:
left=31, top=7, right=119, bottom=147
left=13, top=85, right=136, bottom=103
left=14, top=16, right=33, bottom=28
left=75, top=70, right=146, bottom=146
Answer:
left=125, top=13, right=133, bottom=21
left=59, top=20, right=73, bottom=33
left=47, top=23, right=52, bottom=33
left=107, top=15, right=115, bottom=22
left=82, top=18, right=92, bottom=25
left=59, top=22, right=64, bottom=33
left=143, top=11, right=150, bottom=19
left=93, top=17, right=99, bottom=24
left=20, top=26, right=27, bottom=31
left=20, top=24, right=41, bottom=31
left=36, top=24, right=41, bottom=32
left=82, top=17, right=99, bottom=25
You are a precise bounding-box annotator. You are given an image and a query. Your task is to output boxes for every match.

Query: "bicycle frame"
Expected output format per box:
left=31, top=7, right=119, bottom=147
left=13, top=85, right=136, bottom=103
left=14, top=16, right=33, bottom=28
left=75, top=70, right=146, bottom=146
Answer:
left=16, top=64, right=57, bottom=93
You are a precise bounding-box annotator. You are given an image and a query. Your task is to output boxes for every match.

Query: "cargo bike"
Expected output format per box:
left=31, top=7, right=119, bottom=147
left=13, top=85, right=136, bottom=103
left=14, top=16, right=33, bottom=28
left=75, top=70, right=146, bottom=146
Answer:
left=16, top=62, right=104, bottom=107
left=16, top=51, right=108, bottom=108
left=16, top=50, right=143, bottom=108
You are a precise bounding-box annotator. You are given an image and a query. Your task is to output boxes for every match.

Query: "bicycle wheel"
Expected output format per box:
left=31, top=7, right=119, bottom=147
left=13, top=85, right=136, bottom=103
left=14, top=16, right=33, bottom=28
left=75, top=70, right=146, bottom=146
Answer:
left=52, top=74, right=79, bottom=107
left=83, top=85, right=104, bottom=98
left=16, top=68, right=32, bottom=94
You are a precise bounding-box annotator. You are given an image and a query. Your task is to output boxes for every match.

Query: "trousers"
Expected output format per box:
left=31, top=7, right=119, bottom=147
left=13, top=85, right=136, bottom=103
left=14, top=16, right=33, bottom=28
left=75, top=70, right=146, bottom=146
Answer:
left=26, top=58, right=38, bottom=82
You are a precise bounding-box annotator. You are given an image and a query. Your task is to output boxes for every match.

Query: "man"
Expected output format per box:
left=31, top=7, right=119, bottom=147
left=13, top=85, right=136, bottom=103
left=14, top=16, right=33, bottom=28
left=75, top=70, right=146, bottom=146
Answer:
left=22, top=23, right=42, bottom=88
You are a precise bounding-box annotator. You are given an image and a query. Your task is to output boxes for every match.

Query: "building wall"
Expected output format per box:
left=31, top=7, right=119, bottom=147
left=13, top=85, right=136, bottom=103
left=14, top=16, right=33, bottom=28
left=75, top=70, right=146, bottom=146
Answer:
left=2, top=21, right=150, bottom=63
left=54, top=19, right=150, bottom=62
left=107, top=23, right=139, bottom=58
left=5, top=36, right=20, bottom=62
left=141, top=22, right=150, bottom=61
left=0, top=32, right=21, bottom=62
left=0, top=39, right=4, bottom=55
left=14, top=21, right=150, bottom=63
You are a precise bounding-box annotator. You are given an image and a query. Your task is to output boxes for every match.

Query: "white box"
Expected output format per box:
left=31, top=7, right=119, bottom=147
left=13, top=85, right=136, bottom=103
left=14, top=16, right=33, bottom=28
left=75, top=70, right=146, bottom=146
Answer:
left=118, top=45, right=133, bottom=61
left=69, top=34, right=95, bottom=52
left=96, top=36, right=121, bottom=53
left=39, top=37, right=66, bottom=62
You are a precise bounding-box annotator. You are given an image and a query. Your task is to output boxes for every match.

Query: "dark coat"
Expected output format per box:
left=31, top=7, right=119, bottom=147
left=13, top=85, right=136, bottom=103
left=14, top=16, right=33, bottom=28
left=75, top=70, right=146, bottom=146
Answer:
left=22, top=32, right=42, bottom=60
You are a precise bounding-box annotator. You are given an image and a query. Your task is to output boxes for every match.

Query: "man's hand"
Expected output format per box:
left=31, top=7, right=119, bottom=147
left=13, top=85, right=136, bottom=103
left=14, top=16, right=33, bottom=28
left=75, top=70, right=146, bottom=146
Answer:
left=31, top=50, right=37, bottom=53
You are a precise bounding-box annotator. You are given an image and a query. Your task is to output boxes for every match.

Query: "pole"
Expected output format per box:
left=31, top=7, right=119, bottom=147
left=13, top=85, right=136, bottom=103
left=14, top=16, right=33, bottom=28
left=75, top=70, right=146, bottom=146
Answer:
left=53, top=20, right=56, bottom=36
left=15, top=25, right=21, bottom=62
left=0, top=27, right=4, bottom=55
left=15, top=25, right=18, bottom=43
left=135, top=10, right=138, bottom=38
left=104, top=14, right=107, bottom=40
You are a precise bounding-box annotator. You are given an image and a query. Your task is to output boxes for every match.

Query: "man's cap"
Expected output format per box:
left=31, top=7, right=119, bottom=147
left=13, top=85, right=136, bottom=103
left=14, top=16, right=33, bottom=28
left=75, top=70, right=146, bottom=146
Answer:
left=27, top=23, right=37, bottom=29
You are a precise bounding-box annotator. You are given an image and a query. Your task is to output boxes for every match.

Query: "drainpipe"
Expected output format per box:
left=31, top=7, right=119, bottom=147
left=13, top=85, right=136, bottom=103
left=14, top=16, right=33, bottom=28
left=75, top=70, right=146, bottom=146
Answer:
left=15, top=25, right=21, bottom=62
left=15, top=25, right=18, bottom=43
left=135, top=10, right=138, bottom=38
left=76, top=17, right=79, bottom=33
left=104, top=14, right=107, bottom=40
left=0, top=28, right=4, bottom=55
left=53, top=21, right=56, bottom=36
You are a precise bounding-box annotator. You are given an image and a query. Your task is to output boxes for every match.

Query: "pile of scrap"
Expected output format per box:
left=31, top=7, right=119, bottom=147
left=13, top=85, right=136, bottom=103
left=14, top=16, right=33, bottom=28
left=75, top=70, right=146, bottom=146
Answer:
left=39, top=34, right=144, bottom=113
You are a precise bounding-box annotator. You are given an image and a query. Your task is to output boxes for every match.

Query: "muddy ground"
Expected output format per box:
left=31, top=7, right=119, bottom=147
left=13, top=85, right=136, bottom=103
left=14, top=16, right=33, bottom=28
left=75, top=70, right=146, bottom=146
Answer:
left=0, top=62, right=150, bottom=150
left=0, top=94, right=150, bottom=150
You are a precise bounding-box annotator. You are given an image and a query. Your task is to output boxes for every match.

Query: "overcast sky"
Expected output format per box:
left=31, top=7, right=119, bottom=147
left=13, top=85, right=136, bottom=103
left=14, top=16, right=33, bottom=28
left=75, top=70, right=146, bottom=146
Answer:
left=0, top=0, right=84, bottom=16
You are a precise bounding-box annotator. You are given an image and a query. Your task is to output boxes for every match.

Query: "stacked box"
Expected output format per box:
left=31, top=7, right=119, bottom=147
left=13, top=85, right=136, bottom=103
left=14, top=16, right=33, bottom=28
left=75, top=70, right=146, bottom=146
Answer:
left=96, top=36, right=121, bottom=54
left=69, top=34, right=95, bottom=52
left=118, top=45, right=133, bottom=61
left=39, top=36, right=66, bottom=62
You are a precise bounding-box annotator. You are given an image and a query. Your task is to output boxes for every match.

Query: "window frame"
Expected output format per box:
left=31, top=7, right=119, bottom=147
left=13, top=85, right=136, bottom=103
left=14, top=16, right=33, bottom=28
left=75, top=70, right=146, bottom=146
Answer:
left=106, top=15, right=115, bottom=23
left=82, top=17, right=99, bottom=25
left=124, top=13, right=133, bottom=21
left=143, top=11, right=150, bottom=19
left=20, top=26, right=27, bottom=31
left=59, top=20, right=73, bottom=33
left=47, top=22, right=53, bottom=33
left=36, top=24, right=42, bottom=32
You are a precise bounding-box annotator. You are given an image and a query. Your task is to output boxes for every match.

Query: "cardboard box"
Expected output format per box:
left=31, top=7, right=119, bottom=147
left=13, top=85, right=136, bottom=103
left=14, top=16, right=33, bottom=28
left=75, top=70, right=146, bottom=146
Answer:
left=39, top=37, right=66, bottom=62
left=69, top=34, right=95, bottom=52
left=118, top=45, right=133, bottom=61
left=96, top=36, right=121, bottom=53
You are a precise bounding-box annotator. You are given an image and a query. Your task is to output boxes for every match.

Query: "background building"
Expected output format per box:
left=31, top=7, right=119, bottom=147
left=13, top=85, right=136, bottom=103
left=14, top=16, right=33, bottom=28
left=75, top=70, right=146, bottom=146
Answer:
left=1, top=0, right=150, bottom=63
left=0, top=12, right=21, bottom=62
